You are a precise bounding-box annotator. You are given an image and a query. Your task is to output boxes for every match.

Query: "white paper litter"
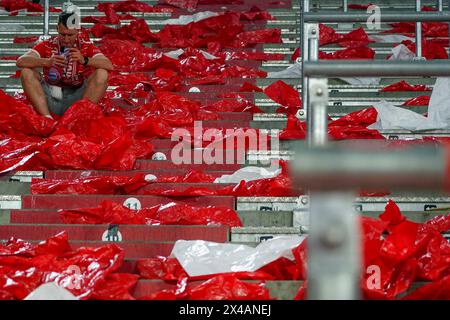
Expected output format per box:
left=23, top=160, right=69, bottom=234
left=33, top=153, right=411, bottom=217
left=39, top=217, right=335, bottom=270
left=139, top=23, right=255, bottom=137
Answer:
left=163, top=11, right=219, bottom=25
left=164, top=49, right=218, bottom=60
left=24, top=283, right=78, bottom=300
left=171, top=236, right=305, bottom=277
left=214, top=166, right=281, bottom=184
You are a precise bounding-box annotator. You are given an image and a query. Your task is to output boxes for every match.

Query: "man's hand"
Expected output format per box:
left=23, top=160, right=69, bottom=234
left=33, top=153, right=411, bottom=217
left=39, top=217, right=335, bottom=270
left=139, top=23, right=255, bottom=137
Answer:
left=68, top=48, right=85, bottom=64
left=46, top=55, right=65, bottom=68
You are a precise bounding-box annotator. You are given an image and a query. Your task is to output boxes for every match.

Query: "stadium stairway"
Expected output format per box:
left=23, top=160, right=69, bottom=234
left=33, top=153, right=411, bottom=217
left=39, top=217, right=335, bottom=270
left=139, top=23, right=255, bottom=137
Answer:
left=0, top=0, right=449, bottom=299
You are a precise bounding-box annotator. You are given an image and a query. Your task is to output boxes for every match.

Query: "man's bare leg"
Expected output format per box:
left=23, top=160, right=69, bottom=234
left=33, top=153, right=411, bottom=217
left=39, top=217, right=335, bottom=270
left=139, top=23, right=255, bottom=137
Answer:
left=20, top=68, right=51, bottom=116
left=83, top=69, right=108, bottom=103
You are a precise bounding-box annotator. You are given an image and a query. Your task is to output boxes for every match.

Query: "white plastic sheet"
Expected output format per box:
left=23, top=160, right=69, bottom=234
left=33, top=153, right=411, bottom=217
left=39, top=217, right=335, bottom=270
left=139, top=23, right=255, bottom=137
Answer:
left=164, top=49, right=218, bottom=60
left=369, top=34, right=414, bottom=44
left=369, top=99, right=448, bottom=131
left=24, top=283, right=78, bottom=300
left=214, top=166, right=281, bottom=184
left=171, top=236, right=305, bottom=277
left=163, top=11, right=219, bottom=25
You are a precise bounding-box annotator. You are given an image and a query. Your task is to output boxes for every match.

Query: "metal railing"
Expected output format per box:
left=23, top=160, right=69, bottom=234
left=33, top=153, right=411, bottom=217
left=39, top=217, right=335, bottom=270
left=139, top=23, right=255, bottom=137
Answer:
left=298, top=0, right=450, bottom=300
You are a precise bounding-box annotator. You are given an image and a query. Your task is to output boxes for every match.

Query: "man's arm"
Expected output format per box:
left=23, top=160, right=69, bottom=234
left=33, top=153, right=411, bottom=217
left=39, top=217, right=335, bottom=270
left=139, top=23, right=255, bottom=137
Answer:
left=69, top=49, right=114, bottom=71
left=86, top=54, right=114, bottom=71
left=16, top=51, right=65, bottom=69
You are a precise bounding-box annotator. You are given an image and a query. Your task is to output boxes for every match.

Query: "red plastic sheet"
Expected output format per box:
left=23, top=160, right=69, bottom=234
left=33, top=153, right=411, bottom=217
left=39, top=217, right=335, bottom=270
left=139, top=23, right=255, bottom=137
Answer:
left=319, top=47, right=375, bottom=60
left=0, top=232, right=131, bottom=300
left=30, top=174, right=149, bottom=195
left=97, top=0, right=174, bottom=13
left=59, top=200, right=243, bottom=227
left=240, top=82, right=264, bottom=93
left=157, top=12, right=281, bottom=49
left=13, top=36, right=39, bottom=44
left=90, top=19, right=158, bottom=43
left=402, top=39, right=448, bottom=60
left=0, top=90, right=56, bottom=137
left=142, top=275, right=271, bottom=300
left=320, top=25, right=373, bottom=48
left=264, top=80, right=302, bottom=115
left=348, top=3, right=374, bottom=9
left=279, top=108, right=383, bottom=141
left=402, top=95, right=430, bottom=106
left=380, top=81, right=432, bottom=92
left=0, top=0, right=61, bottom=15
left=160, top=0, right=198, bottom=9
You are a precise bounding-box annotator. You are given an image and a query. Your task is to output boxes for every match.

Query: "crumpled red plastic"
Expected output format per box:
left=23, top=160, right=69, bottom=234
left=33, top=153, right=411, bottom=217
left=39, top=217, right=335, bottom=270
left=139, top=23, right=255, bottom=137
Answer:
left=142, top=275, right=271, bottom=300
left=0, top=231, right=130, bottom=300
left=0, top=90, right=56, bottom=137
left=348, top=3, right=374, bottom=9
left=320, top=25, right=373, bottom=48
left=240, top=82, right=264, bottom=93
left=279, top=108, right=382, bottom=141
left=59, top=200, right=243, bottom=227
left=159, top=0, right=198, bottom=9
left=402, top=95, right=430, bottom=106
left=30, top=170, right=220, bottom=195
left=30, top=174, right=149, bottom=195
left=401, top=39, right=448, bottom=60
left=157, top=12, right=281, bottom=50
left=264, top=80, right=302, bottom=115
left=90, top=19, right=158, bottom=43
left=380, top=81, right=432, bottom=92
left=13, top=36, right=39, bottom=44
left=320, top=47, right=375, bottom=60
left=279, top=115, right=306, bottom=140
left=97, top=0, right=174, bottom=13
left=0, top=0, right=61, bottom=15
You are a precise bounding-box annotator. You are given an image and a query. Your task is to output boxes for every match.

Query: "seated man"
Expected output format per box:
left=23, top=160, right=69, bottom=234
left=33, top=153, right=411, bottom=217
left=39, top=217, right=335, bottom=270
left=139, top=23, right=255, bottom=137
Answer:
left=16, top=11, right=113, bottom=118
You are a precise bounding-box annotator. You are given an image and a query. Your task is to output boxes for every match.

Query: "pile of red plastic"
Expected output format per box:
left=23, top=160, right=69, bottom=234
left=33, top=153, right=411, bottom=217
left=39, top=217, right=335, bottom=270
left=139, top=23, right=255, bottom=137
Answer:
left=59, top=200, right=243, bottom=227
left=134, top=200, right=450, bottom=300
left=0, top=231, right=138, bottom=300
left=0, top=93, right=154, bottom=173
left=0, top=0, right=61, bottom=15
left=279, top=107, right=384, bottom=141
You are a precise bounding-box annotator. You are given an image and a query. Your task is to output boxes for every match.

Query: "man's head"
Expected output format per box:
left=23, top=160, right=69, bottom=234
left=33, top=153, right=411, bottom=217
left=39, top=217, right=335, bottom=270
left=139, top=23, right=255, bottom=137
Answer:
left=57, top=11, right=79, bottom=48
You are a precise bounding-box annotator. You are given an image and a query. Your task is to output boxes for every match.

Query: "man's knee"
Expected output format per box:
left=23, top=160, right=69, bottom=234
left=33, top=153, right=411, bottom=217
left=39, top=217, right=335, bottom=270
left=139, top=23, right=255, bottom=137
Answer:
left=20, top=68, right=39, bottom=82
left=90, top=69, right=109, bottom=87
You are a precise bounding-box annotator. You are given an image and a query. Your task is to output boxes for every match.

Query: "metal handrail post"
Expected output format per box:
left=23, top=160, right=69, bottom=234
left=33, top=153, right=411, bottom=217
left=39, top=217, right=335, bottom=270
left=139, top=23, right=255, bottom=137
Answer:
left=416, top=0, right=423, bottom=59
left=343, top=0, right=348, bottom=12
left=43, top=0, right=49, bottom=36
left=438, top=0, right=443, bottom=11
left=301, top=0, right=310, bottom=132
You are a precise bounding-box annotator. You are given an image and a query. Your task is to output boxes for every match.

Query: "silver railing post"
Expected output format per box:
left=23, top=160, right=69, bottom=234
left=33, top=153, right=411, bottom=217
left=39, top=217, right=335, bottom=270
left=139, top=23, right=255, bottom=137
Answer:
left=438, top=0, right=443, bottom=11
left=301, top=0, right=310, bottom=126
left=43, top=0, right=49, bottom=36
left=307, top=24, right=322, bottom=146
left=343, top=0, right=348, bottom=12
left=416, top=0, right=423, bottom=59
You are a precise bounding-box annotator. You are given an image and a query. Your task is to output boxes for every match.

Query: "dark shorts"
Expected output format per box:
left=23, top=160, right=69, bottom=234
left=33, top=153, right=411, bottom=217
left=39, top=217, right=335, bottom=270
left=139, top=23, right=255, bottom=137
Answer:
left=41, top=81, right=87, bottom=116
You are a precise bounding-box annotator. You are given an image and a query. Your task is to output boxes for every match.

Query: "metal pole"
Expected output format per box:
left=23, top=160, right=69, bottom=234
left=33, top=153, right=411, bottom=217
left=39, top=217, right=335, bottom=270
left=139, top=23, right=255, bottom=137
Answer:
left=303, top=60, right=450, bottom=77
left=308, top=191, right=361, bottom=300
left=301, top=0, right=310, bottom=126
left=307, top=24, right=321, bottom=146
left=304, top=11, right=450, bottom=22
left=416, top=0, right=423, bottom=59
left=343, top=0, right=348, bottom=12
left=44, top=0, right=49, bottom=36
left=438, top=0, right=443, bottom=11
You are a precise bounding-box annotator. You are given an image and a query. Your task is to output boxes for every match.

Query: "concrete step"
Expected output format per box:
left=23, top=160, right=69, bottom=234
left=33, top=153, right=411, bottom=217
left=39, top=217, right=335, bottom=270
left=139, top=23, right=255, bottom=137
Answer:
left=20, top=194, right=236, bottom=209
left=0, top=224, right=229, bottom=242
